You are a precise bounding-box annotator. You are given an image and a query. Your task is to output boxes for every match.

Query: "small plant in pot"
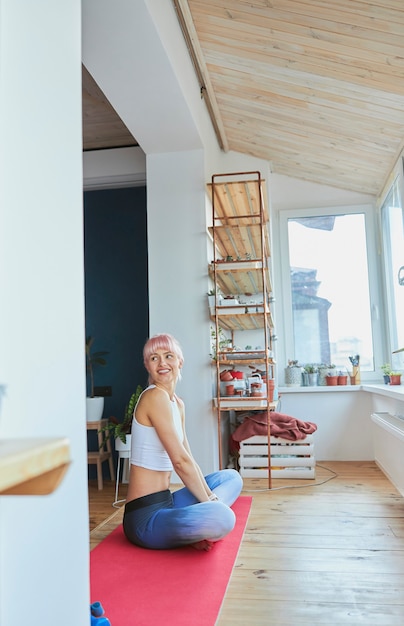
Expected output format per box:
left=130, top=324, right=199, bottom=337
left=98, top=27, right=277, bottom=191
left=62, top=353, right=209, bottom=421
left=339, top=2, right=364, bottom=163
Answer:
left=381, top=363, right=392, bottom=384
left=325, top=371, right=338, bottom=386
left=285, top=360, right=302, bottom=387
left=318, top=363, right=336, bottom=386
left=389, top=371, right=402, bottom=386
left=304, top=364, right=318, bottom=386
left=337, top=370, right=348, bottom=385
left=85, top=336, right=109, bottom=422
left=304, top=364, right=317, bottom=373
left=207, top=288, right=222, bottom=308
left=101, top=385, right=143, bottom=448
left=210, top=326, right=232, bottom=360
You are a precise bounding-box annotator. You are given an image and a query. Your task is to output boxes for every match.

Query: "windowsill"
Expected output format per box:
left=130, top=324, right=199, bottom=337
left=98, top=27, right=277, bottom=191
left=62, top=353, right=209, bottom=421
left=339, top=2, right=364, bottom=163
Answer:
left=278, top=385, right=361, bottom=393
left=278, top=383, right=404, bottom=399
left=361, top=383, right=404, bottom=399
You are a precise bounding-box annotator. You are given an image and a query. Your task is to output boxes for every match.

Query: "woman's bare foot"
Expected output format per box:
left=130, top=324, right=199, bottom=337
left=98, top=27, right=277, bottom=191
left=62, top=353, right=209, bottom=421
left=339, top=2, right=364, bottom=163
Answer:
left=191, top=539, right=215, bottom=551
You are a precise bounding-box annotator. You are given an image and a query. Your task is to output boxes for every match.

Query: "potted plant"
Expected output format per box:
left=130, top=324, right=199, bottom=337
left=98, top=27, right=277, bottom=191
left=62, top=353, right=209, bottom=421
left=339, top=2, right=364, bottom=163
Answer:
left=349, top=354, right=361, bottom=384
left=101, top=385, right=143, bottom=449
left=285, top=360, right=302, bottom=387
left=389, top=371, right=402, bottom=386
left=318, top=363, right=336, bottom=386
left=210, top=326, right=232, bottom=360
left=207, top=288, right=222, bottom=309
left=325, top=372, right=338, bottom=386
left=85, top=336, right=109, bottom=422
left=337, top=370, right=348, bottom=385
left=304, top=364, right=318, bottom=386
left=381, top=363, right=392, bottom=384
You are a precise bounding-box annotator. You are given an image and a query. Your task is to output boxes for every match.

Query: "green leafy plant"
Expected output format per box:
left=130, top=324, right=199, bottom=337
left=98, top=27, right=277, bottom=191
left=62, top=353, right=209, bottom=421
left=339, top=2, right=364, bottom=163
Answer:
left=85, top=336, right=109, bottom=397
left=381, top=363, right=392, bottom=376
left=210, top=326, right=232, bottom=360
left=101, top=385, right=143, bottom=445
left=304, top=364, right=317, bottom=374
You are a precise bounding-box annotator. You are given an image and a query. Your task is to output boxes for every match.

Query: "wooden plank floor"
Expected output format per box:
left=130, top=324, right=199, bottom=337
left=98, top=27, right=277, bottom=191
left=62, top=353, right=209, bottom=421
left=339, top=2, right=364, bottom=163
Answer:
left=89, top=462, right=404, bottom=624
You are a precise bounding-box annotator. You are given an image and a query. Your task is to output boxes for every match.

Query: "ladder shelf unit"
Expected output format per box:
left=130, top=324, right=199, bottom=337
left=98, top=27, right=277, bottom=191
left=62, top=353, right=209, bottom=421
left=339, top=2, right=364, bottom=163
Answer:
left=208, top=171, right=276, bottom=488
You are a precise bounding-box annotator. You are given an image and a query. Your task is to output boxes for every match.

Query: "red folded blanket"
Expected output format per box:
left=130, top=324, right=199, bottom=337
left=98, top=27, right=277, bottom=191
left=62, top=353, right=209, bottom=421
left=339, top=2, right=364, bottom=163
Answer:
left=230, top=411, right=317, bottom=454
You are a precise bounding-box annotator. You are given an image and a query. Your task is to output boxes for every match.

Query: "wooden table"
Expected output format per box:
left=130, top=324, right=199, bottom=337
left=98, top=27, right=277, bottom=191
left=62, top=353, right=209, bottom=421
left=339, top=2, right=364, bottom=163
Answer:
left=87, top=419, right=115, bottom=490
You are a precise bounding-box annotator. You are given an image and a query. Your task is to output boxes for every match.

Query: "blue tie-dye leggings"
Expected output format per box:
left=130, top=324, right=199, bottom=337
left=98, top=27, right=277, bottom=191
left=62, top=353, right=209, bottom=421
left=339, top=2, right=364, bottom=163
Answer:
left=123, top=469, right=243, bottom=550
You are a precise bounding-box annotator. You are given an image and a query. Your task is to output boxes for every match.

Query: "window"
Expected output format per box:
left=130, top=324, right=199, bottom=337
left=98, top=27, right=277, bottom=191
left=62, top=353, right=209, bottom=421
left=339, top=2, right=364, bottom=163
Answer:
left=381, top=173, right=404, bottom=361
left=279, top=205, right=380, bottom=378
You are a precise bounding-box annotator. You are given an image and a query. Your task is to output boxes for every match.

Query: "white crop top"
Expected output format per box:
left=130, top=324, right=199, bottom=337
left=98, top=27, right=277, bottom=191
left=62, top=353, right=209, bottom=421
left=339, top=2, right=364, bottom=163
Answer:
left=130, top=385, right=184, bottom=471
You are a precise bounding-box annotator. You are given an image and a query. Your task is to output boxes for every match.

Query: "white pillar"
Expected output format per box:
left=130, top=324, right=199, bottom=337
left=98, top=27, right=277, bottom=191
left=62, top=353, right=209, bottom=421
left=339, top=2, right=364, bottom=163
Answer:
left=147, top=150, right=219, bottom=474
left=0, top=1, right=89, bottom=624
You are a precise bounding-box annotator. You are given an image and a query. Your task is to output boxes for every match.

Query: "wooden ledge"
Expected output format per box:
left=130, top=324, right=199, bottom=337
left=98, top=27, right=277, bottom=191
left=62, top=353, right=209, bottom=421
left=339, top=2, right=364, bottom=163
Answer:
left=0, top=438, right=70, bottom=495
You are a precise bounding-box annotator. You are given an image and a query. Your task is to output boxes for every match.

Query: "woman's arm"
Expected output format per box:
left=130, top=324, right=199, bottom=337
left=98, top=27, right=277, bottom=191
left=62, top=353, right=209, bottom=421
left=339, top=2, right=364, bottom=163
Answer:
left=142, top=389, right=214, bottom=502
left=177, top=398, right=218, bottom=500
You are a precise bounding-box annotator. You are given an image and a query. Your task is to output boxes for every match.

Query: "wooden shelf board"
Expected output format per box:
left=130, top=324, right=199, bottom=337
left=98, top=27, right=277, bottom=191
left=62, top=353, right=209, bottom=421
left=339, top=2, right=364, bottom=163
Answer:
left=213, top=398, right=277, bottom=410
left=217, top=358, right=275, bottom=367
left=208, top=224, right=270, bottom=261
left=0, top=438, right=70, bottom=495
left=211, top=312, right=274, bottom=331
left=209, top=263, right=272, bottom=296
left=207, top=178, right=269, bottom=223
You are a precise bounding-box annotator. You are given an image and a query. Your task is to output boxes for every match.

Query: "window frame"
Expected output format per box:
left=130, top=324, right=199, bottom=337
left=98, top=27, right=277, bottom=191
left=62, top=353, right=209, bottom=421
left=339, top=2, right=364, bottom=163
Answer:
left=276, top=203, right=384, bottom=383
left=379, top=159, right=404, bottom=360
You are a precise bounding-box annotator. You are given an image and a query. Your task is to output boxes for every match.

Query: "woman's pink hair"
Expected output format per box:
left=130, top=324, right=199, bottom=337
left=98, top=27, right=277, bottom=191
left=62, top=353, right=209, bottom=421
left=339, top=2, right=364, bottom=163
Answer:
left=143, top=334, right=184, bottom=378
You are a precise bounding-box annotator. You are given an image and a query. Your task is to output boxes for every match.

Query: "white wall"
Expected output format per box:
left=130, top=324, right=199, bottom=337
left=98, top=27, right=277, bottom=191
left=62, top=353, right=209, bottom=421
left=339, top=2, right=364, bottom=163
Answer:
left=83, top=146, right=146, bottom=190
left=0, top=1, right=89, bottom=626
left=278, top=390, right=374, bottom=460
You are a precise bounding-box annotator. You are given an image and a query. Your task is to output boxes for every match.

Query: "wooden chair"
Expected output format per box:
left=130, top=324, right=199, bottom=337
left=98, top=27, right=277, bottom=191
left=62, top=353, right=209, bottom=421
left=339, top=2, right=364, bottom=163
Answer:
left=87, top=419, right=115, bottom=490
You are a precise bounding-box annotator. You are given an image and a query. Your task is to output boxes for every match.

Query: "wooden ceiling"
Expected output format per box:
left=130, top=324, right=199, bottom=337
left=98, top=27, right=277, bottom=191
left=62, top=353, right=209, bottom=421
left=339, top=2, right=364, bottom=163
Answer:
left=82, top=66, right=137, bottom=152
left=174, top=0, right=404, bottom=195
left=82, top=2, right=404, bottom=196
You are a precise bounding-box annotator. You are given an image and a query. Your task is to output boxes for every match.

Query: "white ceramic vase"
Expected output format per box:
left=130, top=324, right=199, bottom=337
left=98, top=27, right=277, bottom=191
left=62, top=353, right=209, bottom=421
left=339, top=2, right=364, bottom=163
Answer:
left=284, top=366, right=302, bottom=387
left=86, top=396, right=105, bottom=422
left=115, top=434, right=131, bottom=453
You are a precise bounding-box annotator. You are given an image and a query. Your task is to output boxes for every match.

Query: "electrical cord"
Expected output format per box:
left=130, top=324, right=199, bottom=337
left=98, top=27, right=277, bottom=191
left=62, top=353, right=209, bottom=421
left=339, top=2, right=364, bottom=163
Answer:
left=241, top=463, right=338, bottom=493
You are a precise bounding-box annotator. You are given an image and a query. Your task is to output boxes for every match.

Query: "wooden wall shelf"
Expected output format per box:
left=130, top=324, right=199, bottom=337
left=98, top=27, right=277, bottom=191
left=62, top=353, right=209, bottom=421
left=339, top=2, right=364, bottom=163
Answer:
left=207, top=224, right=270, bottom=262
left=208, top=261, right=272, bottom=296
left=210, top=311, right=274, bottom=332
left=0, top=438, right=70, bottom=495
left=207, top=178, right=269, bottom=223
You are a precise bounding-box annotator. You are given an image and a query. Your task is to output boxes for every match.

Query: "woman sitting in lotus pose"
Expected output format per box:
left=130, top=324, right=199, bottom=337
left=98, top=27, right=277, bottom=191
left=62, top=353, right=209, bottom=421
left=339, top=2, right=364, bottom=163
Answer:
left=123, top=333, right=243, bottom=551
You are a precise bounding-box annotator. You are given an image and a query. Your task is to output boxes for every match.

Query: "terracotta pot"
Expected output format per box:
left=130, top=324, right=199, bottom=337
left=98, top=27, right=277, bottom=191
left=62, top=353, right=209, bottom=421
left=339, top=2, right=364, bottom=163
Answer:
left=225, top=384, right=235, bottom=395
left=220, top=370, right=233, bottom=381
left=326, top=376, right=338, bottom=386
left=338, top=375, right=348, bottom=385
left=390, top=375, right=401, bottom=386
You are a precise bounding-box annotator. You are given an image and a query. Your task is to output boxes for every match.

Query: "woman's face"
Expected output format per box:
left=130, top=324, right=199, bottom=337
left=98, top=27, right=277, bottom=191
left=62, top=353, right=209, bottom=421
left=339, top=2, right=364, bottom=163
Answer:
left=146, top=348, right=182, bottom=386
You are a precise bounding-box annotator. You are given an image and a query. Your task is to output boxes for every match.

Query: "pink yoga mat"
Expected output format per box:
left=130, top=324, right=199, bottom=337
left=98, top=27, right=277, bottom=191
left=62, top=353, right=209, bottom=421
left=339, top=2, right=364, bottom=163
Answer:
left=90, top=496, right=252, bottom=626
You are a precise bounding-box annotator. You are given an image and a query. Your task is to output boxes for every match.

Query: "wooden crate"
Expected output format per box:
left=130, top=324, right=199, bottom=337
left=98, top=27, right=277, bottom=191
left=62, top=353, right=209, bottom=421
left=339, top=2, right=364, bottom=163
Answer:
left=239, top=434, right=316, bottom=479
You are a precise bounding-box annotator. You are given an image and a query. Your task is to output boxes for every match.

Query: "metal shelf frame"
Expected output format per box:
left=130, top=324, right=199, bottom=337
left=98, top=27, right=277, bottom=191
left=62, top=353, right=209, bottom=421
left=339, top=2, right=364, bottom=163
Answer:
left=209, top=170, right=275, bottom=488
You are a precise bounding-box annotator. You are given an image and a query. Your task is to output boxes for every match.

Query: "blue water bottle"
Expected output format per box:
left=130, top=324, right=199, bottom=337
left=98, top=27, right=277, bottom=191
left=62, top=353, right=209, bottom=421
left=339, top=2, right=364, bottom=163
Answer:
left=90, top=601, right=111, bottom=625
